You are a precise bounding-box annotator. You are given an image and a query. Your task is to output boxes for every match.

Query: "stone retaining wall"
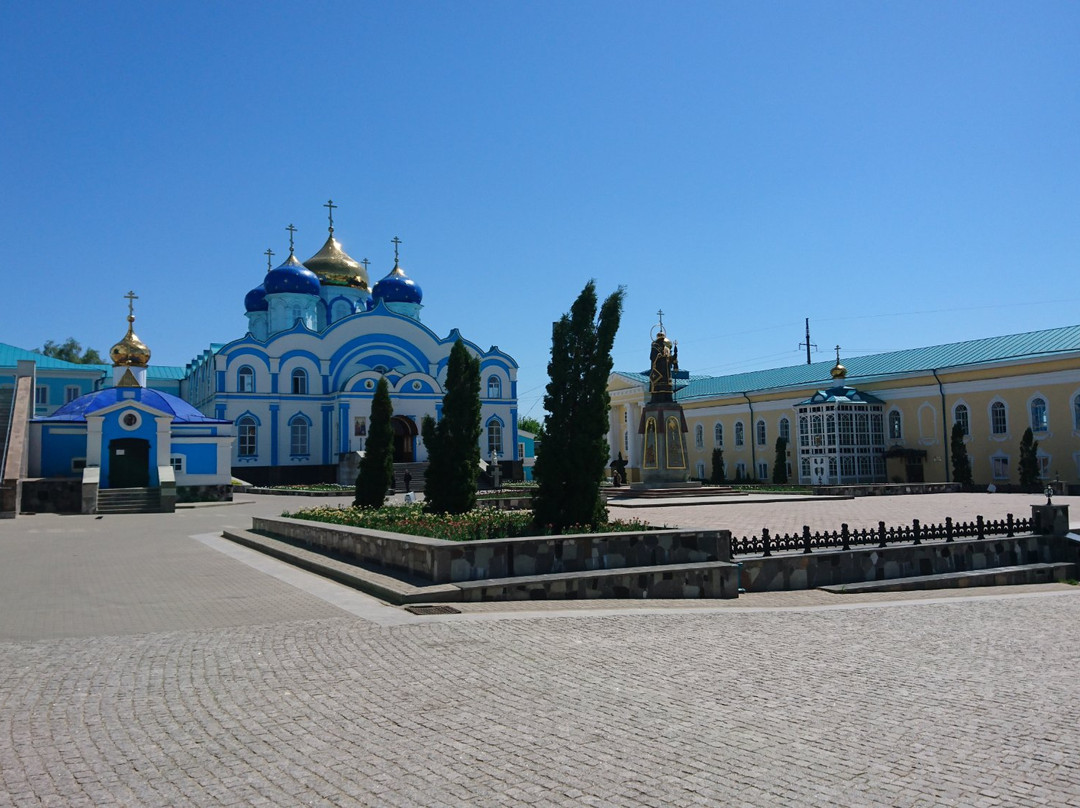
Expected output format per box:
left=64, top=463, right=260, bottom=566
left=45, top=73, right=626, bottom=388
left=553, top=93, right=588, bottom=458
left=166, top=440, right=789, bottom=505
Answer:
left=740, top=534, right=1059, bottom=592
left=252, top=516, right=730, bottom=584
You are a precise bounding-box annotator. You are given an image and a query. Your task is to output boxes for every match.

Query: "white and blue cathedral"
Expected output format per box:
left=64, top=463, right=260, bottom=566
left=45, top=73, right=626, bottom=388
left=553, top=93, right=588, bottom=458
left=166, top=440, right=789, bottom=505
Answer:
left=181, top=214, right=519, bottom=486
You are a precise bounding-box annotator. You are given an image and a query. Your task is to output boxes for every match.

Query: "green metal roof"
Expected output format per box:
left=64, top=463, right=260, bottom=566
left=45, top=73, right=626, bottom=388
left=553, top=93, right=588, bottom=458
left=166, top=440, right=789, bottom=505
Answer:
left=0, top=342, right=104, bottom=372
left=615, top=324, right=1080, bottom=400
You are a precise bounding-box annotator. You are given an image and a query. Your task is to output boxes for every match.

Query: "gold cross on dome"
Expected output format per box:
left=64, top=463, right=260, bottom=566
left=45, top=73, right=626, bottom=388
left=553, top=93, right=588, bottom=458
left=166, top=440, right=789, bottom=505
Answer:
left=286, top=224, right=297, bottom=254
left=324, top=199, right=337, bottom=233
left=657, top=309, right=665, bottom=330
left=835, top=345, right=842, bottom=363
left=124, top=290, right=138, bottom=318
left=361, top=258, right=370, bottom=272
left=265, top=248, right=274, bottom=269
left=391, top=236, right=402, bottom=264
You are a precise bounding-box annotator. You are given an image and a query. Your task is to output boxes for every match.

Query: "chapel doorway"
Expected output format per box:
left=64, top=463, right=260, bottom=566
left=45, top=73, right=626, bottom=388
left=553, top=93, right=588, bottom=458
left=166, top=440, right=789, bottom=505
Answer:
left=391, top=416, right=417, bottom=463
left=108, top=438, right=150, bottom=488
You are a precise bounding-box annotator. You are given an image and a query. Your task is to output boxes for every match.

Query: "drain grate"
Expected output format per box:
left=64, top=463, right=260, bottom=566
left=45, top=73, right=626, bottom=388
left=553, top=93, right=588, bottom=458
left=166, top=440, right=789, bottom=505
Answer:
left=404, top=604, right=461, bottom=615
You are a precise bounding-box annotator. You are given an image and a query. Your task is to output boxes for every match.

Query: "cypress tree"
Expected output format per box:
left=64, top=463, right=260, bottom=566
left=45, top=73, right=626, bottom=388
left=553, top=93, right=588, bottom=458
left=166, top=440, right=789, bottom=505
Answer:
left=771, top=437, right=788, bottom=484
left=354, top=376, right=394, bottom=508
left=532, top=280, right=625, bottom=532
left=1018, top=427, right=1041, bottom=492
left=950, top=421, right=973, bottom=490
left=421, top=340, right=481, bottom=514
left=710, top=447, right=726, bottom=484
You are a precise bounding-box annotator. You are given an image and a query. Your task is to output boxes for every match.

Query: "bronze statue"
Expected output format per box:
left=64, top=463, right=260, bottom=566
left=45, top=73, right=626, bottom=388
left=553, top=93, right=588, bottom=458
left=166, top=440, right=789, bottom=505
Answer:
left=649, top=331, right=678, bottom=403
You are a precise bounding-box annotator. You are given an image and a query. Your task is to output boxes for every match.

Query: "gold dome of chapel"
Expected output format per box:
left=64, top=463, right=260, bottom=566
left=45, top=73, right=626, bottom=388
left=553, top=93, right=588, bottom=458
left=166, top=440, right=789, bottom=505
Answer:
left=110, top=291, right=151, bottom=368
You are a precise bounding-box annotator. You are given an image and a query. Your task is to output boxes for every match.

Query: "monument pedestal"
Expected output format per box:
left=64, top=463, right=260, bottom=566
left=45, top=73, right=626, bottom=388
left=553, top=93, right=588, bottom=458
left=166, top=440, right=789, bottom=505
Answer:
left=638, top=403, right=690, bottom=486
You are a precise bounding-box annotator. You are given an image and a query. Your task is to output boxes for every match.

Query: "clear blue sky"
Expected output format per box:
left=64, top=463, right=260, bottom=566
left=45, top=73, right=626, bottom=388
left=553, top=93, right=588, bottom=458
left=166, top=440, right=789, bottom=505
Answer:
left=3, top=1, right=1078, bottom=420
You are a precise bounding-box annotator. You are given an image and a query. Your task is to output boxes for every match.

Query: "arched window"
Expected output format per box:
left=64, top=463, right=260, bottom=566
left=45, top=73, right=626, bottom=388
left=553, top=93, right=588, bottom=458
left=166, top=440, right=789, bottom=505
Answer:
left=1030, top=397, right=1048, bottom=432
left=238, top=416, right=257, bottom=457
left=779, top=417, right=790, bottom=443
left=756, top=420, right=767, bottom=447
left=237, top=366, right=255, bottom=393
left=694, top=424, right=704, bottom=449
left=888, top=410, right=902, bottom=440
left=487, top=375, right=502, bottom=398
left=289, top=415, right=310, bottom=456
left=991, top=401, right=1007, bottom=435
left=291, top=368, right=308, bottom=395
left=487, top=420, right=503, bottom=458
left=734, top=421, right=744, bottom=447
left=954, top=404, right=969, bottom=436
left=714, top=422, right=723, bottom=447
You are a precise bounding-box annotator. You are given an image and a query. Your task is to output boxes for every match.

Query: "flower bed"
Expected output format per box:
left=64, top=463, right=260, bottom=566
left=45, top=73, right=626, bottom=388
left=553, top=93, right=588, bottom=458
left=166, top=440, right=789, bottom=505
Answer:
left=284, top=503, right=653, bottom=542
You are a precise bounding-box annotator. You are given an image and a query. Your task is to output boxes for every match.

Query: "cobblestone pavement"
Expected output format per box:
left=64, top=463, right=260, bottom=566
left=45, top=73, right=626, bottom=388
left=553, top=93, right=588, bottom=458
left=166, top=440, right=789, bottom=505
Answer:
left=2, top=495, right=1080, bottom=806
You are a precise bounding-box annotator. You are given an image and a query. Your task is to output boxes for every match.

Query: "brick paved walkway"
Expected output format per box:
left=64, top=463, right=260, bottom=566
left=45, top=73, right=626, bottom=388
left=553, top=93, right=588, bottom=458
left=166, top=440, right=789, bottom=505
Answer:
left=1, top=494, right=1079, bottom=806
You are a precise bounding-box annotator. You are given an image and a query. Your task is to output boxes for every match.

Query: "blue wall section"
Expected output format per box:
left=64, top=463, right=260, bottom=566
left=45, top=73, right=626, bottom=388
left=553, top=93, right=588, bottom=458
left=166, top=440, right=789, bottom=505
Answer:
left=171, top=443, right=217, bottom=474
left=40, top=428, right=87, bottom=477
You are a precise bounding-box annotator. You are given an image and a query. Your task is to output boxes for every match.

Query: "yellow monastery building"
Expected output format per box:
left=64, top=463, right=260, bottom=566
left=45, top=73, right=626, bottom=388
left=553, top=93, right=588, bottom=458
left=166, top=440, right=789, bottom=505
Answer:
left=607, top=325, right=1080, bottom=491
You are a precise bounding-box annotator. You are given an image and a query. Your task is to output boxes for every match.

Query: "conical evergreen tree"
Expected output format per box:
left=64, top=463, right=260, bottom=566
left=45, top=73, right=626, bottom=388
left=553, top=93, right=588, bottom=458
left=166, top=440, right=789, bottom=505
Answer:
left=1018, top=427, right=1041, bottom=492
left=950, top=421, right=973, bottom=490
left=533, top=280, right=624, bottom=532
left=710, top=447, right=726, bottom=484
left=422, top=340, right=481, bottom=514
left=354, top=377, right=394, bottom=508
left=771, top=437, right=788, bottom=484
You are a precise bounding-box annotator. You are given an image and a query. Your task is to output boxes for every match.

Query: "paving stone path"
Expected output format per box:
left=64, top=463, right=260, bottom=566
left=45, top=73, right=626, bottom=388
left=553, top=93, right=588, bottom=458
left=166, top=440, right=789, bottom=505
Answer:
left=1, top=494, right=1079, bottom=806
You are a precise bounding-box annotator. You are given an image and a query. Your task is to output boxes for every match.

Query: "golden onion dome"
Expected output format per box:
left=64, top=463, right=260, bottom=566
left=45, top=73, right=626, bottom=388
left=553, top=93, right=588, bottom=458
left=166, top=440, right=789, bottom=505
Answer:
left=303, top=233, right=369, bottom=290
left=110, top=315, right=151, bottom=368
left=830, top=361, right=848, bottom=380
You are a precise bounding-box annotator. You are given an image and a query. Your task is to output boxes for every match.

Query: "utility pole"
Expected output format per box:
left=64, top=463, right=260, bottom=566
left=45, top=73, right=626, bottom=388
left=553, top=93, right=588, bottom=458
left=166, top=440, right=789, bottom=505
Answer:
left=799, top=318, right=817, bottom=365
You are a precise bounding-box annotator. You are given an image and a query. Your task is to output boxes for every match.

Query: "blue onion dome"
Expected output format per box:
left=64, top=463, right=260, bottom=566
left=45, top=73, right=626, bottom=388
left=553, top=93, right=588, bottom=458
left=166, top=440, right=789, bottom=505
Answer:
left=264, top=253, right=320, bottom=296
left=244, top=283, right=268, bottom=312
left=303, top=234, right=369, bottom=289
left=372, top=262, right=423, bottom=305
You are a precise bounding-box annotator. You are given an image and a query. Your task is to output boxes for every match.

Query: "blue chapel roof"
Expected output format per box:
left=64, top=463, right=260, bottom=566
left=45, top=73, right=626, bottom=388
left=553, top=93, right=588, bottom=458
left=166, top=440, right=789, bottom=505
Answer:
left=36, top=386, right=229, bottom=424
left=264, top=254, right=320, bottom=296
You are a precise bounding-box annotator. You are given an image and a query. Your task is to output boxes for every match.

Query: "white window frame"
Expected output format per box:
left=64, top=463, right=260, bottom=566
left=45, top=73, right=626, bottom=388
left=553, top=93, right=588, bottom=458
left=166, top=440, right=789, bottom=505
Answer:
left=169, top=455, right=185, bottom=473
left=35, top=385, right=48, bottom=405
left=694, top=424, right=704, bottom=450
left=991, top=454, right=1010, bottom=481
left=289, top=416, right=310, bottom=457
left=990, top=400, right=1008, bottom=436
left=734, top=421, right=744, bottom=447
left=888, top=409, right=902, bottom=441
left=291, top=368, right=308, bottom=396
left=237, top=366, right=255, bottom=394
left=953, top=402, right=970, bottom=437
left=487, top=420, right=503, bottom=458
left=1028, top=394, right=1048, bottom=434
left=778, top=417, right=790, bottom=443
left=65, top=385, right=81, bottom=403
left=238, top=416, right=258, bottom=458
left=756, top=419, right=767, bottom=447
left=714, top=422, right=723, bottom=448
left=487, top=375, right=502, bottom=399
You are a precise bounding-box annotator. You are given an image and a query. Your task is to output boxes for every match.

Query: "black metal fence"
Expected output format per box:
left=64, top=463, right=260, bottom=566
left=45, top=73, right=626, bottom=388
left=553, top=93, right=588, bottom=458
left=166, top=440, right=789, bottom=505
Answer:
left=731, top=513, right=1035, bottom=556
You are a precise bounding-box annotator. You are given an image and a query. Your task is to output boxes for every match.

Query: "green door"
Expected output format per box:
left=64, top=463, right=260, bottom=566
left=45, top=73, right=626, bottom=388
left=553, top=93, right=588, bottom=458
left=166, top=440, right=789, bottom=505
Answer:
left=109, top=438, right=150, bottom=488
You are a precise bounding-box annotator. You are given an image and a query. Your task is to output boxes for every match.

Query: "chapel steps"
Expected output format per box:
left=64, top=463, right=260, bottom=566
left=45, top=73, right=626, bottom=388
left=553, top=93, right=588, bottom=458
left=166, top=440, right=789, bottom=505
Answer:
left=392, top=462, right=427, bottom=492
left=96, top=487, right=163, bottom=514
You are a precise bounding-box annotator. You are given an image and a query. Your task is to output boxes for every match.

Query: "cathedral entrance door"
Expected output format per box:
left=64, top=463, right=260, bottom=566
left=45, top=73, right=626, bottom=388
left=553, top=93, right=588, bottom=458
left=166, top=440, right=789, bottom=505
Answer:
left=390, top=416, right=417, bottom=463
left=109, top=438, right=150, bottom=488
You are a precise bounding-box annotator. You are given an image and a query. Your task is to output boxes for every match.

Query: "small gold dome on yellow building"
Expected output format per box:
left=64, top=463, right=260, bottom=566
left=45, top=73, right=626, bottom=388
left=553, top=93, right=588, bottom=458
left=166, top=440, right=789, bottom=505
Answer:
left=830, top=362, right=847, bottom=380
left=110, top=291, right=151, bottom=368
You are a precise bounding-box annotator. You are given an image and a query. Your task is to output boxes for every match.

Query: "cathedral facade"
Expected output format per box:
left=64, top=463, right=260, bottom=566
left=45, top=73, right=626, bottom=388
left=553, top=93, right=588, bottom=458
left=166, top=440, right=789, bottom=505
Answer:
left=181, top=213, right=518, bottom=485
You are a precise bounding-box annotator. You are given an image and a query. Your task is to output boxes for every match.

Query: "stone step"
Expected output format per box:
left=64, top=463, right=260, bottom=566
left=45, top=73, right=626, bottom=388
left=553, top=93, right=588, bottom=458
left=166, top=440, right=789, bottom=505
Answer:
left=97, top=487, right=162, bottom=514
left=819, top=562, right=1077, bottom=594
left=455, top=560, right=740, bottom=601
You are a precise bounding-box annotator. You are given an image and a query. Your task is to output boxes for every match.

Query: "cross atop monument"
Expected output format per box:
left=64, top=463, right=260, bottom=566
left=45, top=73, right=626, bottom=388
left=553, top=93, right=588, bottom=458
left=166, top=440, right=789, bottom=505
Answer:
left=124, top=290, right=138, bottom=320
left=657, top=308, right=665, bottom=331
left=391, top=236, right=402, bottom=264
left=264, top=248, right=274, bottom=269
left=361, top=258, right=370, bottom=273
left=286, top=224, right=297, bottom=255
left=324, top=199, right=337, bottom=233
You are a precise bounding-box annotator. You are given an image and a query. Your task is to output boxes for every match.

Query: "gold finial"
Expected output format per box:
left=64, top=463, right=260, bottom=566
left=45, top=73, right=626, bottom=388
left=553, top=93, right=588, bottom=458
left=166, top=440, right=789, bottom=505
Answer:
left=324, top=199, right=337, bottom=234
left=286, top=223, right=297, bottom=256
left=830, top=345, right=847, bottom=380
left=265, top=248, right=274, bottom=270
left=110, top=290, right=151, bottom=368
left=361, top=257, right=370, bottom=274
left=391, top=236, right=402, bottom=266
